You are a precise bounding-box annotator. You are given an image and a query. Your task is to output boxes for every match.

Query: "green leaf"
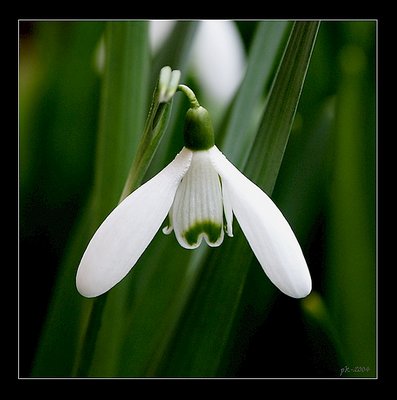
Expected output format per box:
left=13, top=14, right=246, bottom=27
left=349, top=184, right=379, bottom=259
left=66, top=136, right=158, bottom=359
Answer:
left=92, top=21, right=150, bottom=222
left=274, top=97, right=335, bottom=241
left=27, top=21, right=105, bottom=377
left=219, top=21, right=290, bottom=167
left=246, top=21, right=321, bottom=192
left=325, top=22, right=376, bottom=377
left=31, top=21, right=150, bottom=377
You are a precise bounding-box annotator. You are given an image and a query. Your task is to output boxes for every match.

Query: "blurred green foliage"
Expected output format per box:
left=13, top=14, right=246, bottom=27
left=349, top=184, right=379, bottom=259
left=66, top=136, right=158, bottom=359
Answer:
left=19, top=20, right=376, bottom=378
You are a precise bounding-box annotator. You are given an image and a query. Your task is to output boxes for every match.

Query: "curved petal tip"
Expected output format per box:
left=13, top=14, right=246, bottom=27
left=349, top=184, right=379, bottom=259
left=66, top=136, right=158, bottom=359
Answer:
left=282, top=272, right=312, bottom=299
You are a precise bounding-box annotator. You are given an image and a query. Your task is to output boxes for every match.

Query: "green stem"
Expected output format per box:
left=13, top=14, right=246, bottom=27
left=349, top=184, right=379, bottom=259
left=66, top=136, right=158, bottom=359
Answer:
left=119, top=67, right=180, bottom=202
left=178, top=84, right=200, bottom=108
left=119, top=92, right=173, bottom=202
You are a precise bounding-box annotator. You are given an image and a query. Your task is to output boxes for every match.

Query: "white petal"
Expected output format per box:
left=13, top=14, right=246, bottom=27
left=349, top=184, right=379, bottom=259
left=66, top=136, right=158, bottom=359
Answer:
left=171, top=150, right=224, bottom=249
left=191, top=20, right=246, bottom=105
left=210, top=147, right=312, bottom=298
left=149, top=20, right=176, bottom=54
left=76, top=148, right=193, bottom=297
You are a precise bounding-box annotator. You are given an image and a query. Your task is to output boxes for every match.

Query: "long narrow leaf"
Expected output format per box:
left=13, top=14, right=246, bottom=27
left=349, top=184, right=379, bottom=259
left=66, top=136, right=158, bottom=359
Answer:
left=246, top=21, right=320, bottom=191
left=220, top=21, right=290, bottom=167
left=92, top=21, right=150, bottom=222
left=31, top=21, right=150, bottom=377
left=152, top=21, right=321, bottom=376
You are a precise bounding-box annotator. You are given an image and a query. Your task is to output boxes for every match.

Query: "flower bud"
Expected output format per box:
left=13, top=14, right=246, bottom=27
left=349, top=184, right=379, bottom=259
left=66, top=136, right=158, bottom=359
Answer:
left=158, top=66, right=181, bottom=103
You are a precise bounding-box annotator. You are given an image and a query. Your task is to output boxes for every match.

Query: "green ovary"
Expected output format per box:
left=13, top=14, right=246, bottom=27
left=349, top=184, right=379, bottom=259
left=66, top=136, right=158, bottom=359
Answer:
left=183, top=220, right=223, bottom=246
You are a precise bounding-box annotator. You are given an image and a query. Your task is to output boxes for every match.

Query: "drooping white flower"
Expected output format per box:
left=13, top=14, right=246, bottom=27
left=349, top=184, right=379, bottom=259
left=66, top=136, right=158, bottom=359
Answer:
left=76, top=88, right=311, bottom=299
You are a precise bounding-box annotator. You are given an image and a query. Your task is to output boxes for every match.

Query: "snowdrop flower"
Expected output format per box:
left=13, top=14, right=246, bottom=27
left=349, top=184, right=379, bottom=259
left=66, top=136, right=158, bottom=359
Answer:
left=76, top=85, right=311, bottom=299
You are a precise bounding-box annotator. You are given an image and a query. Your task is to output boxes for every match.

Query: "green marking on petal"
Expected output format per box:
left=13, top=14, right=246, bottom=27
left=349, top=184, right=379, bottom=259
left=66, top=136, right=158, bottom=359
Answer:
left=183, top=220, right=223, bottom=246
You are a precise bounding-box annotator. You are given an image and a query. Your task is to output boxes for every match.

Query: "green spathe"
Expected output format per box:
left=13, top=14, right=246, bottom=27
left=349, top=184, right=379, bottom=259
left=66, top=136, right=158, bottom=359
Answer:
left=183, top=220, right=223, bottom=246
left=183, top=106, right=215, bottom=151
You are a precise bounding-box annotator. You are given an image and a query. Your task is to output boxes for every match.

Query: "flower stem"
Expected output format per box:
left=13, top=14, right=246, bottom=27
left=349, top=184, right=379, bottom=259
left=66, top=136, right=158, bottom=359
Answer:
left=178, top=84, right=200, bottom=108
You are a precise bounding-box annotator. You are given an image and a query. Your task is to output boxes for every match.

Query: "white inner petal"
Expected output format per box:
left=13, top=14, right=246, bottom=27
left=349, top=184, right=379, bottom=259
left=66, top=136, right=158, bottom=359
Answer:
left=171, top=150, right=224, bottom=249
